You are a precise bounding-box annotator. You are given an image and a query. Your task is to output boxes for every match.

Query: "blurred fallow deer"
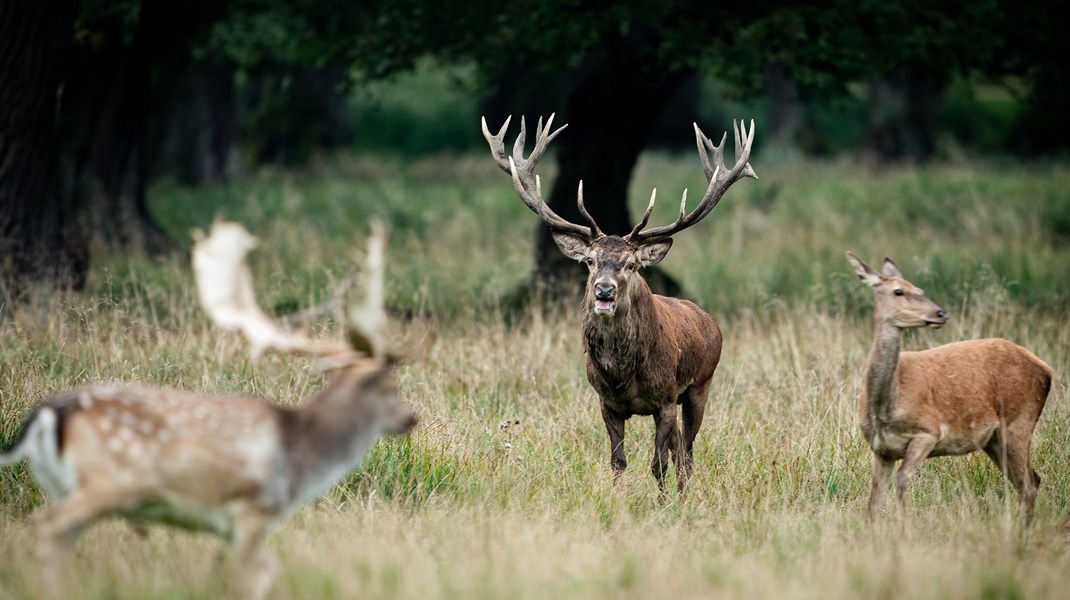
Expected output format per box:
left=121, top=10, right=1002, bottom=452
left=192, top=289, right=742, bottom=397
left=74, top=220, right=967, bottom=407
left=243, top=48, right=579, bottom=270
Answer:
left=847, top=252, right=1051, bottom=526
left=0, top=221, right=416, bottom=599
left=483, top=114, right=757, bottom=492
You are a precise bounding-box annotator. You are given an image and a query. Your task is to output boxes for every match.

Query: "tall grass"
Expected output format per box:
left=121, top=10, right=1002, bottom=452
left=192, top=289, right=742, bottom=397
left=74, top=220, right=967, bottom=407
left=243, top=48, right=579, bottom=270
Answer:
left=1, top=152, right=1069, bottom=598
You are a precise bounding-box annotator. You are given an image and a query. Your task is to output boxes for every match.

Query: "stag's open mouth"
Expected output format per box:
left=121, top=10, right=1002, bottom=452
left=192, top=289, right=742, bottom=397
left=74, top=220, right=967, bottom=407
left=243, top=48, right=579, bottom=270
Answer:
left=594, top=299, right=615, bottom=315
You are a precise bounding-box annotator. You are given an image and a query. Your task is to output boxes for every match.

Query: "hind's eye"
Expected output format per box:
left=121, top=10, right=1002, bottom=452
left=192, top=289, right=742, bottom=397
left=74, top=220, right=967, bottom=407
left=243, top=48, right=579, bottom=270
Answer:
left=894, top=289, right=904, bottom=296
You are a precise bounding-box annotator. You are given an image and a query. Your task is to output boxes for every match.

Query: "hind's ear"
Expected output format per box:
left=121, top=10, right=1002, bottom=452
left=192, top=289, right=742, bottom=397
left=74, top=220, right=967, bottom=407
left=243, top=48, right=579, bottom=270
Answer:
left=846, top=251, right=882, bottom=287
left=881, top=257, right=904, bottom=279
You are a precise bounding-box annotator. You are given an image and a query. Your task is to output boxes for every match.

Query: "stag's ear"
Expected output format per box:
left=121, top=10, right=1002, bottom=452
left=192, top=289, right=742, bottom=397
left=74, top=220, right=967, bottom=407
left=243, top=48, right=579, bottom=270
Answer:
left=637, top=238, right=673, bottom=267
left=881, top=257, right=904, bottom=279
left=551, top=232, right=591, bottom=262
left=846, top=251, right=882, bottom=287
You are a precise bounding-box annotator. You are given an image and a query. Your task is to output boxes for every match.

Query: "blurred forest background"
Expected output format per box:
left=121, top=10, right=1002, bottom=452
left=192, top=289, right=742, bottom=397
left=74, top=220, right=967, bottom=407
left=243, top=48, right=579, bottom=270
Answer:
left=1, top=0, right=1067, bottom=298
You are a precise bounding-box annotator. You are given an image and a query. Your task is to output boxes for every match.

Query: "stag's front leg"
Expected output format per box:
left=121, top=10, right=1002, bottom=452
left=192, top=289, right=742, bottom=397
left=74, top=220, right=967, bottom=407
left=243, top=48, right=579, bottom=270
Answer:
left=601, top=405, right=627, bottom=481
left=651, top=403, right=679, bottom=491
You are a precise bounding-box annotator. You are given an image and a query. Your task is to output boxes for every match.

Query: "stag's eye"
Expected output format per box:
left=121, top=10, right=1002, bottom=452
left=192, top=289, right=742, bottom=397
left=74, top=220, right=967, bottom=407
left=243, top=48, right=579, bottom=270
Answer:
left=894, top=289, right=904, bottom=297
left=626, top=262, right=638, bottom=272
left=584, top=257, right=595, bottom=266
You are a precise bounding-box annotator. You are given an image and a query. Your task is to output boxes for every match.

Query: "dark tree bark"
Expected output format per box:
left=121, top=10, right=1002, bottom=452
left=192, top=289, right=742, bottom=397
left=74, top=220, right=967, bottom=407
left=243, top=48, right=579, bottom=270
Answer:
left=61, top=10, right=171, bottom=254
left=153, top=63, right=238, bottom=185
left=0, top=0, right=87, bottom=293
left=535, top=56, right=691, bottom=297
left=765, top=62, right=805, bottom=152
left=861, top=59, right=942, bottom=163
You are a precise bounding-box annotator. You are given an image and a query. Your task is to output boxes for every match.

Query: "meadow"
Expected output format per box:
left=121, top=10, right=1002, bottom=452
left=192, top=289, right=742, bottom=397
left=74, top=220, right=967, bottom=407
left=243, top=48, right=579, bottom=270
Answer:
left=1, top=149, right=1069, bottom=599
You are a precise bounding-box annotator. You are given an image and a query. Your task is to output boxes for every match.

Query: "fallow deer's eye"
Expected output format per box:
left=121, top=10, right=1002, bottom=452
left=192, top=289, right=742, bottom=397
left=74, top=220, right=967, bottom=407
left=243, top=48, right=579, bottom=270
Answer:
left=894, top=289, right=905, bottom=296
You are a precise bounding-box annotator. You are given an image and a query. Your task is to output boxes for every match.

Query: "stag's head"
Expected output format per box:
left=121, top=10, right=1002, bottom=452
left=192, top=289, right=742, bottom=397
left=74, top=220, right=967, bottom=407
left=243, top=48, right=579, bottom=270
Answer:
left=482, top=114, right=756, bottom=318
left=192, top=219, right=417, bottom=435
left=846, top=252, right=948, bottom=330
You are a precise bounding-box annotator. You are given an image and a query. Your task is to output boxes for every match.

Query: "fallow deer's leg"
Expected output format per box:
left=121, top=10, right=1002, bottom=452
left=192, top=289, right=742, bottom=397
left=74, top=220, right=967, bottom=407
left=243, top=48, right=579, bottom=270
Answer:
left=600, top=405, right=627, bottom=481
left=894, top=434, right=938, bottom=525
left=651, top=403, right=680, bottom=491
left=33, top=486, right=145, bottom=595
left=866, top=454, right=895, bottom=528
left=232, top=504, right=278, bottom=600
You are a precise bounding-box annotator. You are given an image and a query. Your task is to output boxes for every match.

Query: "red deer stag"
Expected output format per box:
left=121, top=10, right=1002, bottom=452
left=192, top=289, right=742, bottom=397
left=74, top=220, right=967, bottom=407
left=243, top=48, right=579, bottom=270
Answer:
left=0, top=221, right=416, bottom=599
left=847, top=252, right=1051, bottom=526
left=483, top=114, right=756, bottom=492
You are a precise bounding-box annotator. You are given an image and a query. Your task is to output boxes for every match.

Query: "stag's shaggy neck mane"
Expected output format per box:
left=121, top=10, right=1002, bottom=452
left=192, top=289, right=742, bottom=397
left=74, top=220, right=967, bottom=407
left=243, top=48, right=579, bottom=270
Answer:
left=582, top=276, right=659, bottom=378
left=863, top=320, right=902, bottom=432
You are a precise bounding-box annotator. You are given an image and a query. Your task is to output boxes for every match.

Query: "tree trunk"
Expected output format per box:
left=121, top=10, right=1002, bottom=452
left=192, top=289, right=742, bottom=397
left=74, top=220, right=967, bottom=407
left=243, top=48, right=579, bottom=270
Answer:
left=534, top=60, right=691, bottom=297
left=861, top=59, right=941, bottom=163
left=153, top=62, right=238, bottom=185
left=61, top=16, right=172, bottom=255
left=765, top=62, right=805, bottom=153
left=0, top=0, right=87, bottom=293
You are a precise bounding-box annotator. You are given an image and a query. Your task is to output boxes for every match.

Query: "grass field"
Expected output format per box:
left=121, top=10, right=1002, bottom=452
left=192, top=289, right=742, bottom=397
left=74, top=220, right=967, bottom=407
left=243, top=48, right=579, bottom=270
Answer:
left=2, top=150, right=1070, bottom=599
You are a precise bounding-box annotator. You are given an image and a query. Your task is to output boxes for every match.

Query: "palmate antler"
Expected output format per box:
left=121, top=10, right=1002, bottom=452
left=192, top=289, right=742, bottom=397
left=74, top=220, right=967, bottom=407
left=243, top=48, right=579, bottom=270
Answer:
left=192, top=221, right=387, bottom=366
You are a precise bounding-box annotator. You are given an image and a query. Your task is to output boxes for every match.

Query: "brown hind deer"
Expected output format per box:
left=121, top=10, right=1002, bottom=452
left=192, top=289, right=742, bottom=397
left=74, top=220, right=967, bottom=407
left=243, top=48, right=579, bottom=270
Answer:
left=0, top=221, right=416, bottom=599
left=483, top=114, right=757, bottom=492
left=847, top=252, right=1052, bottom=526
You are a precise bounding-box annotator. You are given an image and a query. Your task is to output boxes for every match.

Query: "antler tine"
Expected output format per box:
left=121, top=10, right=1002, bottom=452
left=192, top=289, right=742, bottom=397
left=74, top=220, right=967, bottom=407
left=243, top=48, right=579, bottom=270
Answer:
left=346, top=221, right=387, bottom=359
left=192, top=221, right=348, bottom=360
left=577, top=181, right=605, bottom=238
left=481, top=115, right=513, bottom=173
left=628, top=120, right=758, bottom=242
left=485, top=114, right=593, bottom=240
left=626, top=188, right=658, bottom=240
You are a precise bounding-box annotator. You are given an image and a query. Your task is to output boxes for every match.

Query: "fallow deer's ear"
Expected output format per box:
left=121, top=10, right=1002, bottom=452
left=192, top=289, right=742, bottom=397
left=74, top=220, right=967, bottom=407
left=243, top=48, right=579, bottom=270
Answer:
left=846, top=251, right=882, bottom=287
left=637, top=238, right=673, bottom=266
left=881, top=257, right=904, bottom=279
left=551, top=231, right=592, bottom=263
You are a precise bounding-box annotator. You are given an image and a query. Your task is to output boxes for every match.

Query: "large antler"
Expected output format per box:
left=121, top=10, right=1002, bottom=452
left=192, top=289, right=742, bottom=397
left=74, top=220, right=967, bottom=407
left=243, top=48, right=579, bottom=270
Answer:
left=192, top=221, right=387, bottom=365
left=627, top=119, right=757, bottom=243
left=482, top=114, right=604, bottom=239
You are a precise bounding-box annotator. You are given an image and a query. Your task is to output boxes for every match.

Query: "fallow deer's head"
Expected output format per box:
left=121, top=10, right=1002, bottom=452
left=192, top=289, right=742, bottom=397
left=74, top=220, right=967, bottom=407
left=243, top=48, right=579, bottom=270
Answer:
left=193, top=219, right=417, bottom=436
left=847, top=252, right=948, bottom=329
left=482, top=114, right=757, bottom=318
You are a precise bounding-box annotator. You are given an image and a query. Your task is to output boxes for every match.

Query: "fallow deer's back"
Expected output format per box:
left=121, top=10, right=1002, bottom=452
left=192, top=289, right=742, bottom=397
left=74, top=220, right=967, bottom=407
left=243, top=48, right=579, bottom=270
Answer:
left=54, top=385, right=282, bottom=500
left=898, top=338, right=1052, bottom=423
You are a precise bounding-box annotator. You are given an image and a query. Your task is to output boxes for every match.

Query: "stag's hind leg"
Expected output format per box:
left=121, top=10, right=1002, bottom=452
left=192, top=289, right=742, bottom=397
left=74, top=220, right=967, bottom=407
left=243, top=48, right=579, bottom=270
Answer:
left=652, top=403, right=687, bottom=492
left=676, top=381, right=711, bottom=490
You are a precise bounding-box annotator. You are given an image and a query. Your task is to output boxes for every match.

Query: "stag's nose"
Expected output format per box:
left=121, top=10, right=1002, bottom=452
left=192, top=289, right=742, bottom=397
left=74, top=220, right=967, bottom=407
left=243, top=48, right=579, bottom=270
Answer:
left=594, top=282, right=616, bottom=299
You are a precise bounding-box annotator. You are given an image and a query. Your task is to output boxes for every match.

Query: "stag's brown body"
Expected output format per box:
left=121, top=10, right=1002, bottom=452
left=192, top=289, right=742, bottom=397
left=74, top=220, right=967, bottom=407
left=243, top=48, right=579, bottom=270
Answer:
left=581, top=249, right=722, bottom=481
left=848, top=252, right=1051, bottom=526
left=484, top=115, right=754, bottom=491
